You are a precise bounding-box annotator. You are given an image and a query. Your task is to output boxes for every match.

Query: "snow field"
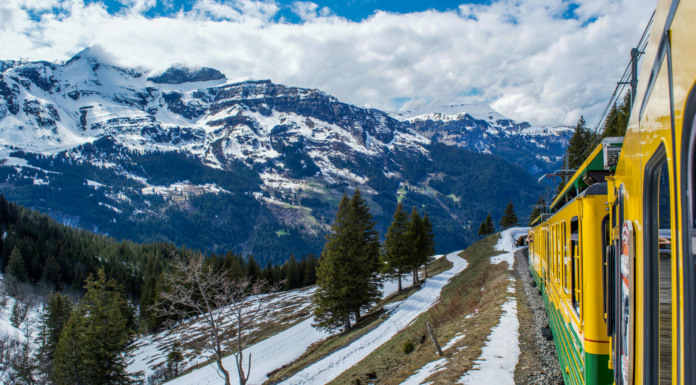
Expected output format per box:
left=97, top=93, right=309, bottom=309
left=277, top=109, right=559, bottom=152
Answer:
left=167, top=317, right=330, bottom=385
left=128, top=287, right=317, bottom=378
left=279, top=250, right=468, bottom=385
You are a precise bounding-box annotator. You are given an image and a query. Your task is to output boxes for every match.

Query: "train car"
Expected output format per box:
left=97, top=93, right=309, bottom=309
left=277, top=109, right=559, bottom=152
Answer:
left=528, top=1, right=696, bottom=384
left=528, top=140, right=621, bottom=385
left=603, top=1, right=696, bottom=384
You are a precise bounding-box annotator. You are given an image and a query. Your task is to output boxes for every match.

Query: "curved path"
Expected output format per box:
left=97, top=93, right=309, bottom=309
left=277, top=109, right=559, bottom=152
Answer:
left=280, top=250, right=468, bottom=385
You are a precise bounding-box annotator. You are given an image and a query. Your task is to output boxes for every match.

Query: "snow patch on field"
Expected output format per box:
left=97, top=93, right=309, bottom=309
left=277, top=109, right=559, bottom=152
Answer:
left=280, top=250, right=468, bottom=385
left=443, top=333, right=466, bottom=351
left=400, top=357, right=448, bottom=385
left=167, top=317, right=329, bottom=385
left=490, top=227, right=529, bottom=269
left=458, top=299, right=520, bottom=384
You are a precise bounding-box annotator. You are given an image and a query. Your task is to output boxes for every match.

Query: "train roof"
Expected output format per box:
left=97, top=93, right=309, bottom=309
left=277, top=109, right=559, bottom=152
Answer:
left=549, top=137, right=623, bottom=211
left=532, top=182, right=608, bottom=227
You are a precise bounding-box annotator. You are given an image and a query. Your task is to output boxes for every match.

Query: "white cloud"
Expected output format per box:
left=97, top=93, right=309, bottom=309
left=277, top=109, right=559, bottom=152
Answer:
left=0, top=0, right=655, bottom=126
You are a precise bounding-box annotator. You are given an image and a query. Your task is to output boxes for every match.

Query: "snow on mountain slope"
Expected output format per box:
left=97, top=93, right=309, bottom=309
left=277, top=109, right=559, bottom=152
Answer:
left=128, top=286, right=317, bottom=379
left=129, top=274, right=412, bottom=380
left=392, top=104, right=573, bottom=174
left=390, top=103, right=508, bottom=122
left=280, top=250, right=467, bottom=385
left=0, top=47, right=428, bottom=191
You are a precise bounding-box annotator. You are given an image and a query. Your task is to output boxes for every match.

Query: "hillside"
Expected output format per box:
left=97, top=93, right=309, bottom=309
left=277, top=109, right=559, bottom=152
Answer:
left=0, top=48, right=562, bottom=262
left=122, top=229, right=532, bottom=384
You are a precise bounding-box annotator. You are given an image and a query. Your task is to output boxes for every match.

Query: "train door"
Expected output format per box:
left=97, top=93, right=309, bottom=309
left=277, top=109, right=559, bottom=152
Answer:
left=644, top=145, right=675, bottom=385
left=610, top=186, right=627, bottom=385
left=681, top=84, right=696, bottom=385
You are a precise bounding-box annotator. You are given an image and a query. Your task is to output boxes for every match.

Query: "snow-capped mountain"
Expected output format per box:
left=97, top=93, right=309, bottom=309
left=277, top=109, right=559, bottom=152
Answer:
left=391, top=104, right=573, bottom=174
left=0, top=48, right=564, bottom=259
left=0, top=48, right=425, bottom=183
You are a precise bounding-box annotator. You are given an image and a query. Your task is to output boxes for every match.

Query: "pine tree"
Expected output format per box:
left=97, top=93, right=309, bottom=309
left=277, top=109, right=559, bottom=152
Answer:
left=53, top=270, right=143, bottom=385
left=53, top=309, right=86, bottom=384
left=498, top=200, right=519, bottom=230
left=42, top=255, right=61, bottom=289
left=478, top=213, right=495, bottom=236
left=302, top=254, right=318, bottom=286
left=36, top=293, right=74, bottom=381
left=349, top=188, right=382, bottom=319
left=382, top=202, right=410, bottom=293
left=10, top=301, right=22, bottom=327
left=313, top=194, right=357, bottom=332
left=406, top=207, right=425, bottom=285
left=246, top=255, right=260, bottom=280
left=421, top=214, right=436, bottom=278
left=602, top=90, right=631, bottom=139
left=567, top=116, right=591, bottom=169
left=6, top=246, right=28, bottom=282
left=313, top=190, right=382, bottom=332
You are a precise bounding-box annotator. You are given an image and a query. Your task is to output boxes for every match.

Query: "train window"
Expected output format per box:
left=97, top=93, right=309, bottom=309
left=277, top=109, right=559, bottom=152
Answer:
left=563, top=224, right=568, bottom=292
left=556, top=224, right=561, bottom=283
left=600, top=215, right=609, bottom=324
left=643, top=145, right=673, bottom=385
left=571, top=217, right=580, bottom=313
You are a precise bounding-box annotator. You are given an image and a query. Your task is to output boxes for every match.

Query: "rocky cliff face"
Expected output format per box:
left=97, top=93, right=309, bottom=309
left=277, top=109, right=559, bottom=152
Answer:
left=147, top=65, right=226, bottom=84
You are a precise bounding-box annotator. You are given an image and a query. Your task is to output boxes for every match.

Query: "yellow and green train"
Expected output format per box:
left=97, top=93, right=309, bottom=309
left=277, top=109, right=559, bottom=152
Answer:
left=527, top=0, right=696, bottom=384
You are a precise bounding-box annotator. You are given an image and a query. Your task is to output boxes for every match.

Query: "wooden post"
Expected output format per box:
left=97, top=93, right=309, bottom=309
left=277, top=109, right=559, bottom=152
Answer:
left=427, top=322, right=443, bottom=356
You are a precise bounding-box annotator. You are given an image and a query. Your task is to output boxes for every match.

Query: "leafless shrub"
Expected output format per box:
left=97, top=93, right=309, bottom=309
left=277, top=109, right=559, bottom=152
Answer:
left=0, top=332, right=37, bottom=384
left=155, top=254, right=284, bottom=385
left=0, top=281, right=8, bottom=309
left=9, top=283, right=38, bottom=328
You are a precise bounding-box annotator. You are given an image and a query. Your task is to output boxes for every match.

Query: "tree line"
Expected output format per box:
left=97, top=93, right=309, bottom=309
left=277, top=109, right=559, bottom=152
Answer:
left=0, top=194, right=320, bottom=331
left=313, top=189, right=436, bottom=332
left=477, top=199, right=520, bottom=236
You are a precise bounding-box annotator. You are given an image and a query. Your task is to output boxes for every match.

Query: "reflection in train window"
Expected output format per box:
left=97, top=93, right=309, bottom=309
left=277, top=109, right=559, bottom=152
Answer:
left=645, top=150, right=673, bottom=385
left=656, top=161, right=672, bottom=385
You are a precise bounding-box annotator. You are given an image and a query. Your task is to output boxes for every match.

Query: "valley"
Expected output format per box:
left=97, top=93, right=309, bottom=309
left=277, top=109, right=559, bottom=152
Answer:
left=0, top=50, right=570, bottom=262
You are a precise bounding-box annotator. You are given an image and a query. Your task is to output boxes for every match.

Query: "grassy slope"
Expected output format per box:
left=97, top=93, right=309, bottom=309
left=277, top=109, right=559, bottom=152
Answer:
left=264, top=256, right=454, bottom=384
left=327, top=234, right=511, bottom=385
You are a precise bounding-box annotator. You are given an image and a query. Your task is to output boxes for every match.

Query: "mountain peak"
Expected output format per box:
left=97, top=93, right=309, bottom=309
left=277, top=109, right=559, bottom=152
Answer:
left=390, top=103, right=509, bottom=122
left=147, top=64, right=226, bottom=84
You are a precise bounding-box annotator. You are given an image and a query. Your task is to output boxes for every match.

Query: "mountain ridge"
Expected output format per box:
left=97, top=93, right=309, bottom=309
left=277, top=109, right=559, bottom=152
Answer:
left=0, top=50, right=565, bottom=262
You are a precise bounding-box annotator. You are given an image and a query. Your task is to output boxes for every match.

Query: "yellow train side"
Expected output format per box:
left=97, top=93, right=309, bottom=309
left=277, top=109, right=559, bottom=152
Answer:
left=528, top=182, right=613, bottom=385
left=529, top=1, right=696, bottom=384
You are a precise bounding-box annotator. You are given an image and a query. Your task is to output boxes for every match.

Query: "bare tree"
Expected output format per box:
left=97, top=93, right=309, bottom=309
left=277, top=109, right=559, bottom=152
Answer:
left=155, top=254, right=283, bottom=385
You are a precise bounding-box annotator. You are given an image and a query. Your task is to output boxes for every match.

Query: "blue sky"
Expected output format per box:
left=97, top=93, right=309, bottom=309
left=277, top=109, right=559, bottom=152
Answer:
left=90, top=0, right=491, bottom=22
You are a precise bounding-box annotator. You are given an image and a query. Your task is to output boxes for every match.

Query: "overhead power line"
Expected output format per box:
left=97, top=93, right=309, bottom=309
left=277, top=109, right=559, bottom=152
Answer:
left=573, top=11, right=655, bottom=163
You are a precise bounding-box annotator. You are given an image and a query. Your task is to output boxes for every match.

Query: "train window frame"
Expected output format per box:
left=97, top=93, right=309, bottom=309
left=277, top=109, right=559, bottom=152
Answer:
left=556, top=223, right=561, bottom=284
left=563, top=223, right=568, bottom=293
left=571, top=217, right=580, bottom=314
left=612, top=186, right=625, bottom=385
left=600, top=215, right=610, bottom=326
left=680, top=80, right=696, bottom=385
left=642, top=143, right=669, bottom=384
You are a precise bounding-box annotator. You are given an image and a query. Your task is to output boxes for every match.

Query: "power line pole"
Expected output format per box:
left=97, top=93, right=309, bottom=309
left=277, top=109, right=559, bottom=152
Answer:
left=620, top=48, right=642, bottom=108
left=630, top=48, right=639, bottom=106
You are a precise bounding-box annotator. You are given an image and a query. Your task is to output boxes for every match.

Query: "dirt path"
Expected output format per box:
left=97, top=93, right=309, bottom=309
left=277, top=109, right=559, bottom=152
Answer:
left=513, top=248, right=564, bottom=385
